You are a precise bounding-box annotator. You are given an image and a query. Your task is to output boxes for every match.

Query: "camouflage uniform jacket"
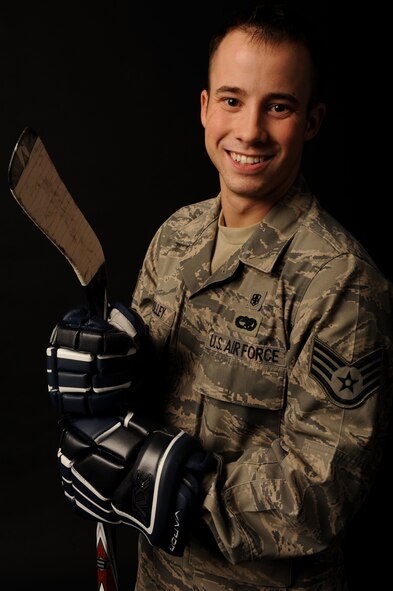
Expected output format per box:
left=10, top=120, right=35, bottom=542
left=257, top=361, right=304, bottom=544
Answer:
left=131, top=178, right=393, bottom=590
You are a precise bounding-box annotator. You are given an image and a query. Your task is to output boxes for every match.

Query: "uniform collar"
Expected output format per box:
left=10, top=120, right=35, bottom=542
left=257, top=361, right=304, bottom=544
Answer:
left=173, top=196, right=221, bottom=248
left=239, top=175, right=313, bottom=273
left=178, top=176, right=314, bottom=296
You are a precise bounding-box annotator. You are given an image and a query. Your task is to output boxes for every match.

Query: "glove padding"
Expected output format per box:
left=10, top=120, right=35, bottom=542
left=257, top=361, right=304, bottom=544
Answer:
left=47, top=302, right=146, bottom=415
left=58, top=413, right=215, bottom=556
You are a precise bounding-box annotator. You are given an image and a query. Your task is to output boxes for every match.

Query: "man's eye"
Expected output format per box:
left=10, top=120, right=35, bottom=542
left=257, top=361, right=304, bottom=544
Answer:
left=224, top=98, right=239, bottom=107
left=269, top=104, right=290, bottom=114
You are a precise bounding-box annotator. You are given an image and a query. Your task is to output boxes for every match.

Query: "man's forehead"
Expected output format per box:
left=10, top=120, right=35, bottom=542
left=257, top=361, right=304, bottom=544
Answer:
left=210, top=30, right=312, bottom=98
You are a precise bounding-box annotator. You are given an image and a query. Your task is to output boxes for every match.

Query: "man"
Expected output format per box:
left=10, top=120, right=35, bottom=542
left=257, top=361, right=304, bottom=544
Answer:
left=48, top=3, right=393, bottom=590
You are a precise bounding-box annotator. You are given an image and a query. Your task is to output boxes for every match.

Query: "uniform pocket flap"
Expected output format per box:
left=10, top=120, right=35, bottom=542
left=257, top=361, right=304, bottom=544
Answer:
left=196, top=345, right=286, bottom=411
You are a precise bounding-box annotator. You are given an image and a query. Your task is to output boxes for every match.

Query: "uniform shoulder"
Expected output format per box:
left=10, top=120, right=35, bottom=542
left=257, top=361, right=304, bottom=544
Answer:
left=161, top=196, right=219, bottom=228
left=299, top=196, right=377, bottom=268
left=154, top=195, right=220, bottom=246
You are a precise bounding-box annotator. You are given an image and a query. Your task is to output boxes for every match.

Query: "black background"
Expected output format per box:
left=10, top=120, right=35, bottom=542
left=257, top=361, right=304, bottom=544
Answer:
left=0, top=1, right=390, bottom=589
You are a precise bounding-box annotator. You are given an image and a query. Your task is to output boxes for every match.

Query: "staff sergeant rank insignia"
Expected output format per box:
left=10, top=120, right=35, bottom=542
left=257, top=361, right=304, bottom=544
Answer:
left=310, top=337, right=383, bottom=408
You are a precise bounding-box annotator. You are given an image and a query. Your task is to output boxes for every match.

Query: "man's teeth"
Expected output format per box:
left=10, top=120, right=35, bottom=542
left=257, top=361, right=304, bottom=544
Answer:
left=230, top=152, right=268, bottom=164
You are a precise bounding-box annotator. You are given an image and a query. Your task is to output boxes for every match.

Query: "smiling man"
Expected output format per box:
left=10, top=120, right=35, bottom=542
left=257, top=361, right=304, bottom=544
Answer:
left=130, top=5, right=393, bottom=589
left=47, top=2, right=393, bottom=590
left=201, top=27, right=325, bottom=225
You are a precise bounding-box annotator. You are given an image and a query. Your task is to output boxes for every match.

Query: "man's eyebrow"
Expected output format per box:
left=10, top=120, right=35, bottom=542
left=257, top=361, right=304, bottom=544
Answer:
left=214, top=86, right=299, bottom=106
left=265, top=92, right=299, bottom=105
left=215, top=85, right=246, bottom=95
left=215, top=85, right=245, bottom=96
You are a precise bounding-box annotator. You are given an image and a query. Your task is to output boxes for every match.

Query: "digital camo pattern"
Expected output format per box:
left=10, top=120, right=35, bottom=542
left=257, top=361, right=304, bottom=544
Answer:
left=131, top=177, right=393, bottom=589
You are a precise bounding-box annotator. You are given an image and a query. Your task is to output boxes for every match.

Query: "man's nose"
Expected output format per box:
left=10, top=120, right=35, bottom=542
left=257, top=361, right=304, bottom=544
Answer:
left=235, top=106, right=269, bottom=144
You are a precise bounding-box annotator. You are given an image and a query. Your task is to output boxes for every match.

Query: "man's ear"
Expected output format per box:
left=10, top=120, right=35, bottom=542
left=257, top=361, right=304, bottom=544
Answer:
left=200, top=89, right=209, bottom=128
left=304, top=102, right=326, bottom=141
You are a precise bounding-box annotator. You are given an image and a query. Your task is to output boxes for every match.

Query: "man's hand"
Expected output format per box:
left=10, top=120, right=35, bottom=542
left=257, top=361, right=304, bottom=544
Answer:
left=47, top=302, right=146, bottom=415
left=58, top=412, right=216, bottom=556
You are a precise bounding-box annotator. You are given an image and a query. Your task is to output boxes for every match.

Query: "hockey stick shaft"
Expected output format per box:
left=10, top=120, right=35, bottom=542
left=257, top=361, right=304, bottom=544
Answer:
left=8, top=127, right=119, bottom=591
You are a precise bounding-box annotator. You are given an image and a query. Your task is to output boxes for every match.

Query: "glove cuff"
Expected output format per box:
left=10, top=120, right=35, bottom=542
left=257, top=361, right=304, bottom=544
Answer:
left=112, top=424, right=202, bottom=555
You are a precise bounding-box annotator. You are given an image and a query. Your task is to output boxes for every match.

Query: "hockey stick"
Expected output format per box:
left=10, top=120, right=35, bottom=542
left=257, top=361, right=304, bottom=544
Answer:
left=8, top=126, right=119, bottom=591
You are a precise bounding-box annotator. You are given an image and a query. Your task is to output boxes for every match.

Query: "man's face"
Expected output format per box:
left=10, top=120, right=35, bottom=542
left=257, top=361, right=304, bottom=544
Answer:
left=201, top=30, right=324, bottom=206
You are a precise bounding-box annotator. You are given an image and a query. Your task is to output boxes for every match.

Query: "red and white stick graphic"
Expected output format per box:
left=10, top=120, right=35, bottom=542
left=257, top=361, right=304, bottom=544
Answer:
left=96, top=522, right=119, bottom=591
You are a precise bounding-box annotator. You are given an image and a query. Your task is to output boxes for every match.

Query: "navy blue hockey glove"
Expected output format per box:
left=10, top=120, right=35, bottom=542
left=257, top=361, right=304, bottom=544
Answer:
left=58, top=412, right=216, bottom=556
left=47, top=302, right=147, bottom=415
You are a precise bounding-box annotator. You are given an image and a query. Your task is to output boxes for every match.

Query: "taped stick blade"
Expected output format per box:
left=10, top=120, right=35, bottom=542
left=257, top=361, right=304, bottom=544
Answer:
left=9, top=127, right=38, bottom=190
left=8, top=127, right=105, bottom=287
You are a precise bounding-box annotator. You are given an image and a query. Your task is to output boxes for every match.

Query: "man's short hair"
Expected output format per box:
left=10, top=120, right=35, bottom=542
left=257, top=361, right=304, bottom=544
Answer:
left=208, top=1, right=325, bottom=107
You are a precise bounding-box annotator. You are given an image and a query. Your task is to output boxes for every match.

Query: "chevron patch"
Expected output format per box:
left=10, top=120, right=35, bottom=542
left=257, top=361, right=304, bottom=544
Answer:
left=310, top=338, right=383, bottom=408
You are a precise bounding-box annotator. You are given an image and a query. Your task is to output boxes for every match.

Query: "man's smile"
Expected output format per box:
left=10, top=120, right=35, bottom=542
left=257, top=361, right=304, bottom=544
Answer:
left=228, top=150, right=274, bottom=167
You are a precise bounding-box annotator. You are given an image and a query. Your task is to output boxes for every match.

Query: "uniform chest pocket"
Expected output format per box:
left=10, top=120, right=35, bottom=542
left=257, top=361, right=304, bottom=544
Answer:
left=197, top=331, right=286, bottom=408
left=195, top=334, right=286, bottom=455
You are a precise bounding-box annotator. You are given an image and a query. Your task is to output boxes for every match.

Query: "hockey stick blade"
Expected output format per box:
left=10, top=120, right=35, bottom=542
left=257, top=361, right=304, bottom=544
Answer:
left=8, top=126, right=107, bottom=318
left=8, top=127, right=119, bottom=591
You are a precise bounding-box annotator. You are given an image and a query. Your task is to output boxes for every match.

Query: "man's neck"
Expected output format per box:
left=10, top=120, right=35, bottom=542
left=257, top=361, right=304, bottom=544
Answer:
left=220, top=193, right=282, bottom=228
left=219, top=172, right=300, bottom=228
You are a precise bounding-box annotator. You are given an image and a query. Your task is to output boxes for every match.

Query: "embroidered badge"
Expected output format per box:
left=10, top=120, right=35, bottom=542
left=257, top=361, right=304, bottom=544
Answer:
left=246, top=291, right=267, bottom=311
left=310, top=338, right=383, bottom=408
left=235, top=315, right=257, bottom=331
left=250, top=293, right=262, bottom=306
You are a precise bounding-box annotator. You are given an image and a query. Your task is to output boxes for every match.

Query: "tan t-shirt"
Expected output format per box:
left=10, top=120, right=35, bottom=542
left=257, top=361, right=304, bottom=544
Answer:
left=211, top=211, right=260, bottom=274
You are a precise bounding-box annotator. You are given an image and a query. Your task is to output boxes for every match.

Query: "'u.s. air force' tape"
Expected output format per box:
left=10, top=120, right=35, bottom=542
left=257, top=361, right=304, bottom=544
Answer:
left=310, top=337, right=383, bottom=408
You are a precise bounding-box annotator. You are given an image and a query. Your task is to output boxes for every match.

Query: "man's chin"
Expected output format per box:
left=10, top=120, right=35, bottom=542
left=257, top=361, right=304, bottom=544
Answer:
left=223, top=179, right=276, bottom=201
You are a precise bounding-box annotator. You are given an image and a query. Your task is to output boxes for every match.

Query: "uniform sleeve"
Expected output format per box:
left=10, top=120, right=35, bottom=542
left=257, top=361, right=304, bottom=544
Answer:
left=131, top=227, right=162, bottom=321
left=202, top=254, right=393, bottom=563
